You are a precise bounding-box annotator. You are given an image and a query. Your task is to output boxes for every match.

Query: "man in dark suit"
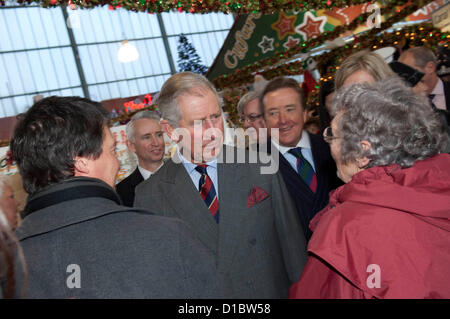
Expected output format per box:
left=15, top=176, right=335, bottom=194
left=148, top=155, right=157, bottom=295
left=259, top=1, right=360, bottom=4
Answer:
left=11, top=96, right=222, bottom=298
left=116, top=111, right=165, bottom=206
left=134, top=72, right=307, bottom=299
left=399, top=47, right=450, bottom=137
left=259, top=77, right=341, bottom=241
left=399, top=46, right=450, bottom=112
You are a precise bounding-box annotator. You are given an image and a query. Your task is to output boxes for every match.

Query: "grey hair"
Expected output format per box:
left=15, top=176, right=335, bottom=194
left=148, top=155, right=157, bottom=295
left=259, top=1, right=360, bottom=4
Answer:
left=125, top=110, right=161, bottom=143
left=157, top=72, right=223, bottom=128
left=402, top=46, right=437, bottom=69
left=331, top=77, right=449, bottom=168
left=237, top=90, right=261, bottom=118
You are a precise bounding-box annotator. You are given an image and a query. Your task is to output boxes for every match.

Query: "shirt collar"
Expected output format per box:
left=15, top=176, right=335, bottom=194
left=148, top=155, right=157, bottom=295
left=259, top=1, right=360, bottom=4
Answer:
left=138, top=162, right=163, bottom=180
left=176, top=147, right=218, bottom=175
left=271, top=130, right=311, bottom=155
left=431, top=78, right=444, bottom=96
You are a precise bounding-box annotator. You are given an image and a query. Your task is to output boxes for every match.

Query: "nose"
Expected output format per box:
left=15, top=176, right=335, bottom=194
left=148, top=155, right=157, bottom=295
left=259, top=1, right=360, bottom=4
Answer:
left=150, top=135, right=159, bottom=146
left=278, top=110, right=287, bottom=124
left=204, top=118, right=214, bottom=129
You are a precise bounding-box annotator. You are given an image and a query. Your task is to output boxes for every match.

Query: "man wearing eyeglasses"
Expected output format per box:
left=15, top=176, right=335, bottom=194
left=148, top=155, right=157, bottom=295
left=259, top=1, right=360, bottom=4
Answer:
left=237, top=91, right=267, bottom=142
left=260, top=76, right=342, bottom=241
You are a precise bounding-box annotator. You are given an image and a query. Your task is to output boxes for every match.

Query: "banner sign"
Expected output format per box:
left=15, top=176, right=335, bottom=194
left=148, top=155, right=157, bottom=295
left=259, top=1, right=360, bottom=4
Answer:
left=207, top=1, right=447, bottom=81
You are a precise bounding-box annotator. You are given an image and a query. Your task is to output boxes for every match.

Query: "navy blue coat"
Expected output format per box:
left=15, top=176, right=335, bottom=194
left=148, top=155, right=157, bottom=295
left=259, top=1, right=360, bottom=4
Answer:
left=264, top=134, right=342, bottom=241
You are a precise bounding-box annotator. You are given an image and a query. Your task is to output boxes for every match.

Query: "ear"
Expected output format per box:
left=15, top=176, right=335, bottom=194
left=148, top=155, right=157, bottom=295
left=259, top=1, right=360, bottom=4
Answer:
left=303, top=108, right=309, bottom=123
left=126, top=139, right=136, bottom=153
left=357, top=140, right=371, bottom=168
left=73, top=157, right=90, bottom=176
left=425, top=61, right=436, bottom=74
left=161, top=119, right=179, bottom=143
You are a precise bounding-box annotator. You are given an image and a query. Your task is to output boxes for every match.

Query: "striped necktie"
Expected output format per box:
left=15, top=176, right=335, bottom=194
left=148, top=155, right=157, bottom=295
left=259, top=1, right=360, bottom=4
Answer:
left=195, top=164, right=220, bottom=223
left=428, top=94, right=437, bottom=111
left=288, top=147, right=317, bottom=193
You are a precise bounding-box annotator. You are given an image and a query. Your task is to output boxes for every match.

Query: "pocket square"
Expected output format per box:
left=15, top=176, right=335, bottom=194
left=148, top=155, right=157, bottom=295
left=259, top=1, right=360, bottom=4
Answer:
left=247, top=186, right=269, bottom=208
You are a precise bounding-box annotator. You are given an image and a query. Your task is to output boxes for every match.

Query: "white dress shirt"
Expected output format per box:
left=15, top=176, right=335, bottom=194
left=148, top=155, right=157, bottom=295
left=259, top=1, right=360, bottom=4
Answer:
left=271, top=130, right=316, bottom=172
left=138, top=162, right=163, bottom=180
left=177, top=148, right=219, bottom=198
left=431, top=78, right=446, bottom=111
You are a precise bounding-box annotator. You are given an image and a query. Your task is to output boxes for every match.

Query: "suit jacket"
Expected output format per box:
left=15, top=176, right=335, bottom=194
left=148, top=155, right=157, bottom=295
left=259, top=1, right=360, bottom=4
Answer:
left=265, top=134, right=342, bottom=241
left=15, top=177, right=222, bottom=298
left=134, top=145, right=308, bottom=299
left=116, top=167, right=144, bottom=207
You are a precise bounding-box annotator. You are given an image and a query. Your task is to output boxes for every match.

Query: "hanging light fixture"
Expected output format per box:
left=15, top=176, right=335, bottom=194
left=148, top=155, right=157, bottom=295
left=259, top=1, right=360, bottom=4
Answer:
left=117, top=40, right=139, bottom=63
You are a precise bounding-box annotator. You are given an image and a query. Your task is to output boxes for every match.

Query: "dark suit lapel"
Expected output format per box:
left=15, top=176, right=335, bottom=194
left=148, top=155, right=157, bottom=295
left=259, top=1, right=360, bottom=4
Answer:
left=161, top=158, right=219, bottom=255
left=129, top=168, right=144, bottom=187
left=309, top=134, right=328, bottom=194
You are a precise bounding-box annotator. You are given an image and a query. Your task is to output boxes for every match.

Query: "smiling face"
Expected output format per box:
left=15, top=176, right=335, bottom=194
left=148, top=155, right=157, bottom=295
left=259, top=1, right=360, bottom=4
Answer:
left=263, top=87, right=307, bottom=147
left=128, top=118, right=165, bottom=169
left=175, top=88, right=224, bottom=163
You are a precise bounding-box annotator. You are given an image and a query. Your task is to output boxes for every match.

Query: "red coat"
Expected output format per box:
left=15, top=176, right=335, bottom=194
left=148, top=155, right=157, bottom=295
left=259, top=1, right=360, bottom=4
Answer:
left=290, top=154, right=450, bottom=299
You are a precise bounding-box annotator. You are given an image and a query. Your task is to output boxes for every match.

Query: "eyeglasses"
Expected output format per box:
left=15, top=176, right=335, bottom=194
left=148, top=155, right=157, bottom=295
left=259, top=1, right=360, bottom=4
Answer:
left=241, top=113, right=263, bottom=124
left=323, top=126, right=339, bottom=143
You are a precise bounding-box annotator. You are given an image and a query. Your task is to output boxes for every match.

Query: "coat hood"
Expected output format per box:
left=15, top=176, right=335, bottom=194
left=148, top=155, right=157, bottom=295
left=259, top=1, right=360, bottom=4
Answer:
left=316, top=154, right=450, bottom=231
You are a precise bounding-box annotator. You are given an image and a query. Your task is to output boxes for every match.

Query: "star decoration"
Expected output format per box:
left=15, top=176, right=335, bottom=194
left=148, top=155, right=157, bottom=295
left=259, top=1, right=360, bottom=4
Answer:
left=258, top=36, right=274, bottom=54
left=283, top=36, right=300, bottom=50
left=271, top=12, right=298, bottom=40
left=296, top=11, right=327, bottom=41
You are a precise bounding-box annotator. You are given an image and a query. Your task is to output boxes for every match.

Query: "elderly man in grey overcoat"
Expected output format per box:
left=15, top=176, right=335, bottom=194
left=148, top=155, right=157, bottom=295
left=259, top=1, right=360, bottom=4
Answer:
left=134, top=72, right=308, bottom=298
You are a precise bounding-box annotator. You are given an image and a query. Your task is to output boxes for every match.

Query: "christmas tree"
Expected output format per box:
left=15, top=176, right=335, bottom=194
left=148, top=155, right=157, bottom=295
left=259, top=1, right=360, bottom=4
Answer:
left=177, top=34, right=208, bottom=75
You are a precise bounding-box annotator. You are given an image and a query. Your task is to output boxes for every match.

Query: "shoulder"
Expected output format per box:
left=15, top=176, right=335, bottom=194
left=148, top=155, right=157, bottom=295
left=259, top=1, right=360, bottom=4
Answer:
left=309, top=133, right=331, bottom=154
left=116, top=168, right=141, bottom=189
left=98, top=207, right=193, bottom=240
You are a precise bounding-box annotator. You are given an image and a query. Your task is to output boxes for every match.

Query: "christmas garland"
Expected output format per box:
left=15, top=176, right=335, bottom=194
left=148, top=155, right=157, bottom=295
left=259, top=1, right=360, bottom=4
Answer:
left=212, top=0, right=433, bottom=89
left=7, top=0, right=392, bottom=14
left=305, top=23, right=449, bottom=109
left=108, top=103, right=159, bottom=126
left=221, top=23, right=449, bottom=125
left=316, top=23, right=448, bottom=81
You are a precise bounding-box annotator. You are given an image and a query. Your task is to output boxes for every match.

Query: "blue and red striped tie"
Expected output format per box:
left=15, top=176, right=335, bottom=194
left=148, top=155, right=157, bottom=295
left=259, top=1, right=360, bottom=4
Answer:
left=195, top=164, right=220, bottom=223
left=288, top=147, right=317, bottom=193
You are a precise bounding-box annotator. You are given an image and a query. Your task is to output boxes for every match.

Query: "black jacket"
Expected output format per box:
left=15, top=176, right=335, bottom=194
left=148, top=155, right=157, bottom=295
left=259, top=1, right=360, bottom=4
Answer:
left=264, top=133, right=342, bottom=241
left=115, top=168, right=144, bottom=207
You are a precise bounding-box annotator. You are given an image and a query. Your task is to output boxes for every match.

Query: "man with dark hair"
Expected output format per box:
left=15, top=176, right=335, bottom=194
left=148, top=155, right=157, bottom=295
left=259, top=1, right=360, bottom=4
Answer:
left=259, top=77, right=341, bottom=241
left=11, top=96, right=222, bottom=298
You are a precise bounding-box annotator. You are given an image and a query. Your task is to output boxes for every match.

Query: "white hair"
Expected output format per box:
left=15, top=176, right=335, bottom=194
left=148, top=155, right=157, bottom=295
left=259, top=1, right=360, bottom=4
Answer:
left=125, top=110, right=161, bottom=143
left=158, top=72, right=223, bottom=128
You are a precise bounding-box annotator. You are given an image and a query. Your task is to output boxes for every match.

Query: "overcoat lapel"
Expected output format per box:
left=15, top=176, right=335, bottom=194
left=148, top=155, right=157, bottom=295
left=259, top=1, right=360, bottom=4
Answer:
left=161, top=158, right=219, bottom=255
left=216, top=146, right=251, bottom=271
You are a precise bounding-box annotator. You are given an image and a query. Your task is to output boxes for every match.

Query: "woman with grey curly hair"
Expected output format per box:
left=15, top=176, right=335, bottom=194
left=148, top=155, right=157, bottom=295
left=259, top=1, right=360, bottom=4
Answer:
left=290, top=78, right=450, bottom=299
